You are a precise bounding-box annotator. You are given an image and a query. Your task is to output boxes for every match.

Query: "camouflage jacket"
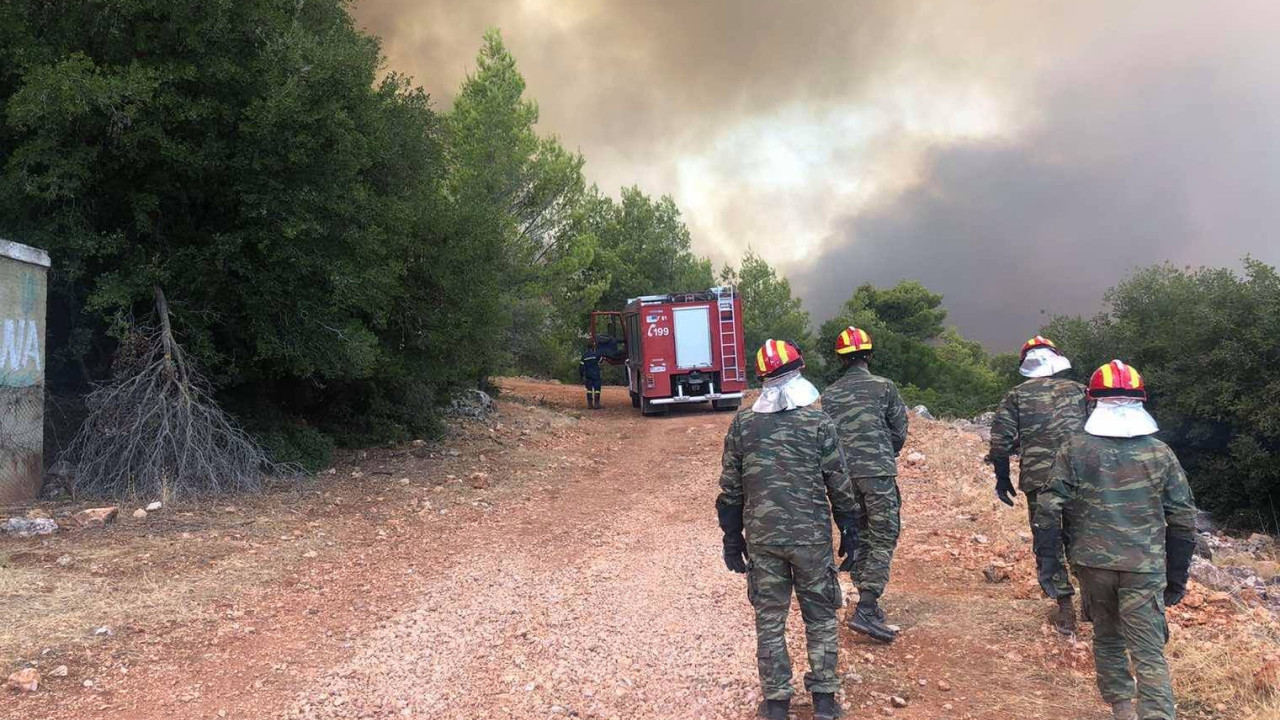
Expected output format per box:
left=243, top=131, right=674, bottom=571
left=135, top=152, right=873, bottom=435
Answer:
left=716, top=406, right=857, bottom=546
left=989, top=376, right=1087, bottom=492
left=1034, top=433, right=1198, bottom=574
left=820, top=365, right=908, bottom=478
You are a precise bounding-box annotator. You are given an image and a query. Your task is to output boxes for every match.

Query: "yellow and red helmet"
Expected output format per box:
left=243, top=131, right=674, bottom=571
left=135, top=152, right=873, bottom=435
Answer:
left=835, top=326, right=873, bottom=355
left=1088, top=360, right=1147, bottom=400
left=1020, top=335, right=1060, bottom=360
left=756, top=339, right=805, bottom=379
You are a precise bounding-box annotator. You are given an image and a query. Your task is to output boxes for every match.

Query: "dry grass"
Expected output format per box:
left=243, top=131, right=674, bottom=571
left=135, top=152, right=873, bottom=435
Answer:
left=0, top=508, right=308, bottom=665
left=1168, top=618, right=1280, bottom=719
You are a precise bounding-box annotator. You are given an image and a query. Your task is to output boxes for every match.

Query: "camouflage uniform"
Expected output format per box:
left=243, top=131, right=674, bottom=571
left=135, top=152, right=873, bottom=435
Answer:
left=820, top=365, right=908, bottom=598
left=1034, top=434, right=1198, bottom=720
left=989, top=376, right=1087, bottom=598
left=717, top=406, right=857, bottom=701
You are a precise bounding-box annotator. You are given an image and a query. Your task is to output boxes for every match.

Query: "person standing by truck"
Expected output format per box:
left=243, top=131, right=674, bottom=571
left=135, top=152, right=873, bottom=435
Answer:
left=821, top=327, right=908, bottom=644
left=716, top=339, right=859, bottom=720
left=579, top=343, right=603, bottom=409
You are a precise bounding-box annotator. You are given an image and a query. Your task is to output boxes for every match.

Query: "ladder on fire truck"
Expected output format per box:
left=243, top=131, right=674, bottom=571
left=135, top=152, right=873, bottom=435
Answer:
left=714, top=287, right=743, bottom=382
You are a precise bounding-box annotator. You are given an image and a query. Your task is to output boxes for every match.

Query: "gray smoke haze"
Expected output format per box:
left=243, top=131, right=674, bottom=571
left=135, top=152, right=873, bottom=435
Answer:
left=355, top=0, right=1280, bottom=348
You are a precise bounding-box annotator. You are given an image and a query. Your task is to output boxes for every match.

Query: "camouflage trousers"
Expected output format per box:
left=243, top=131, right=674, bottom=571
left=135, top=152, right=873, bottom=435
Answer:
left=850, top=476, right=900, bottom=597
left=1075, top=567, right=1175, bottom=720
left=747, top=544, right=843, bottom=700
left=1025, top=489, right=1075, bottom=598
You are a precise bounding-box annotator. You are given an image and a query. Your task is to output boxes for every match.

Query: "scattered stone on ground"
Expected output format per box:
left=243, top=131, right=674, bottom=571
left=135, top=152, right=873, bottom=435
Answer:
left=6, top=668, right=39, bottom=693
left=145, top=501, right=163, bottom=512
left=1, top=517, right=58, bottom=537
left=70, top=507, right=119, bottom=528
left=132, top=508, right=148, bottom=519
left=910, top=405, right=935, bottom=421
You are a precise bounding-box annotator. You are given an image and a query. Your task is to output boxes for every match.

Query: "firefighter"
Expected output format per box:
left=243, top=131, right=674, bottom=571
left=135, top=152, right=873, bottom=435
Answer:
left=987, top=335, right=1088, bottom=635
left=716, top=339, right=859, bottom=720
left=1033, top=361, right=1197, bottom=720
left=579, top=343, right=603, bottom=409
left=821, top=327, right=908, bottom=644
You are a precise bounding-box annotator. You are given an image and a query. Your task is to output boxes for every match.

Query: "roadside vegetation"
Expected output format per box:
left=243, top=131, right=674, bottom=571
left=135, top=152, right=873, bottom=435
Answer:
left=0, top=1, right=1274, bottom=530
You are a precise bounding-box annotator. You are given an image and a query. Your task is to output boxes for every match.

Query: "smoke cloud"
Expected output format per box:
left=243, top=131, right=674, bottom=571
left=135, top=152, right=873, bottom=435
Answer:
left=355, top=0, right=1280, bottom=348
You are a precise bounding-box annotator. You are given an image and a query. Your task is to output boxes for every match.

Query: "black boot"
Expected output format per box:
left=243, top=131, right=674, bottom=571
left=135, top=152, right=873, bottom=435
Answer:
left=847, top=592, right=897, bottom=643
left=757, top=698, right=789, bottom=720
left=813, top=692, right=841, bottom=719
left=586, top=392, right=594, bottom=409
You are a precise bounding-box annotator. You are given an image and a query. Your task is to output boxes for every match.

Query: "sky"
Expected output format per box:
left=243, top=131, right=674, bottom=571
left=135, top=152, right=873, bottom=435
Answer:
left=354, top=0, right=1280, bottom=348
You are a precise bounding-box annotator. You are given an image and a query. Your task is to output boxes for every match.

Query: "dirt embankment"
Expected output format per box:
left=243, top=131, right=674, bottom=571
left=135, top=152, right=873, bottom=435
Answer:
left=2, top=378, right=1277, bottom=719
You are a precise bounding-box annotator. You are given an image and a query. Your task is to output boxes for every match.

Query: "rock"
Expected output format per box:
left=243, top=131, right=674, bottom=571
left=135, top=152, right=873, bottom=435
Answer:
left=911, top=405, right=935, bottom=421
left=94, top=626, right=112, bottom=636
left=448, top=389, right=497, bottom=420
left=1193, top=510, right=1216, bottom=533
left=71, top=507, right=119, bottom=528
left=50, top=665, right=68, bottom=678
left=1194, top=534, right=1214, bottom=560
left=905, top=451, right=926, bottom=464
left=971, top=534, right=990, bottom=545
left=2, top=517, right=58, bottom=537
left=145, top=501, right=163, bottom=512
left=937, top=680, right=952, bottom=692
left=971, top=411, right=995, bottom=426
left=983, top=565, right=1010, bottom=583
left=6, top=668, right=39, bottom=693
left=132, top=508, right=148, bottom=519
left=890, top=696, right=908, bottom=707
left=1255, top=660, right=1280, bottom=696
left=56, top=555, right=73, bottom=567
left=469, top=472, right=490, bottom=489
left=1253, top=561, right=1280, bottom=582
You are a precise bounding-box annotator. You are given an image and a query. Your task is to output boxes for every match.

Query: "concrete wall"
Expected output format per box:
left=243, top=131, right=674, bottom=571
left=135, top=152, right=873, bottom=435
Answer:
left=0, top=239, right=50, bottom=504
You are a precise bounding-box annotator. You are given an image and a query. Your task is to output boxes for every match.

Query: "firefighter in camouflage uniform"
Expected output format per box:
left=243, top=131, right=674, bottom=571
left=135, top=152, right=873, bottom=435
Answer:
left=1034, top=361, right=1197, bottom=720
left=821, top=327, right=908, bottom=644
left=717, top=339, right=859, bottom=720
left=988, top=335, right=1088, bottom=634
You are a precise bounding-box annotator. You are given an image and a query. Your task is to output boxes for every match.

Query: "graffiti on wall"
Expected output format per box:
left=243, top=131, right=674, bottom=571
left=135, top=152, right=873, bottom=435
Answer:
left=0, top=261, right=46, bottom=388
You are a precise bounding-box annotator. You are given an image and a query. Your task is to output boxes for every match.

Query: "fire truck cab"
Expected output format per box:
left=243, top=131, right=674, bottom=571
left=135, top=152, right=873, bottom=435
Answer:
left=590, top=287, right=746, bottom=416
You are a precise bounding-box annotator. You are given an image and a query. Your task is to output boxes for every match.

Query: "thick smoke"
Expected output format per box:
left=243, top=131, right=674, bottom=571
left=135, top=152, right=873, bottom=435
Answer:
left=356, top=0, right=1280, bottom=347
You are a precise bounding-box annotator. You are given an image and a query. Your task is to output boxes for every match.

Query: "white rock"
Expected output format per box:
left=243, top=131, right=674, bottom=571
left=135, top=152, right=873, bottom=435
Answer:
left=94, top=626, right=112, bottom=636
left=146, top=501, right=163, bottom=512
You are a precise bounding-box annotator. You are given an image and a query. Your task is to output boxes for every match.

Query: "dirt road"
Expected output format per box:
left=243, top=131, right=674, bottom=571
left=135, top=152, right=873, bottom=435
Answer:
left=6, top=379, right=1121, bottom=719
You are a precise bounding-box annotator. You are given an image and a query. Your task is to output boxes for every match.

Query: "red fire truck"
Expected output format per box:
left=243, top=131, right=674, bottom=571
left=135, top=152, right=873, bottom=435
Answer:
left=590, top=287, right=746, bottom=416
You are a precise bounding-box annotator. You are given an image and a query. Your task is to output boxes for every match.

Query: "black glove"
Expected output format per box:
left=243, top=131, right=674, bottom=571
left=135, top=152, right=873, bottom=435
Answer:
left=717, top=502, right=749, bottom=574
left=833, top=510, right=860, bottom=572
left=1164, top=528, right=1196, bottom=607
left=1031, top=521, right=1065, bottom=599
left=992, top=456, right=1016, bottom=507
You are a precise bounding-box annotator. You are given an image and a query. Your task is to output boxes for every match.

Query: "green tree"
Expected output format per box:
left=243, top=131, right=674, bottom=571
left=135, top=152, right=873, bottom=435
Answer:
left=1043, top=260, right=1280, bottom=530
left=816, top=280, right=1011, bottom=416
left=720, top=250, right=812, bottom=368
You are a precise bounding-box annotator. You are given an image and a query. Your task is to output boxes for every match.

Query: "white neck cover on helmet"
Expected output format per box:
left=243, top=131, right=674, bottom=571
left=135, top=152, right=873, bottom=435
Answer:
left=752, top=370, right=820, bottom=414
left=1020, top=347, right=1072, bottom=378
left=1085, top=398, right=1159, bottom=438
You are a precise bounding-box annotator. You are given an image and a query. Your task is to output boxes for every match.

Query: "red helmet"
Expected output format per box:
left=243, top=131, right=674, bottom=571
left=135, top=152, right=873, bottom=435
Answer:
left=835, top=326, right=873, bottom=355
left=756, top=339, right=804, bottom=379
left=1088, top=360, right=1147, bottom=400
left=1020, top=335, right=1060, bottom=360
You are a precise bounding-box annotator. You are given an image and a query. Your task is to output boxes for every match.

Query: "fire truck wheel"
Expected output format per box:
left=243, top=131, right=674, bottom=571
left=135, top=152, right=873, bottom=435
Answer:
left=630, top=391, right=641, bottom=408
left=641, top=397, right=668, bottom=416
left=712, top=400, right=739, bottom=412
